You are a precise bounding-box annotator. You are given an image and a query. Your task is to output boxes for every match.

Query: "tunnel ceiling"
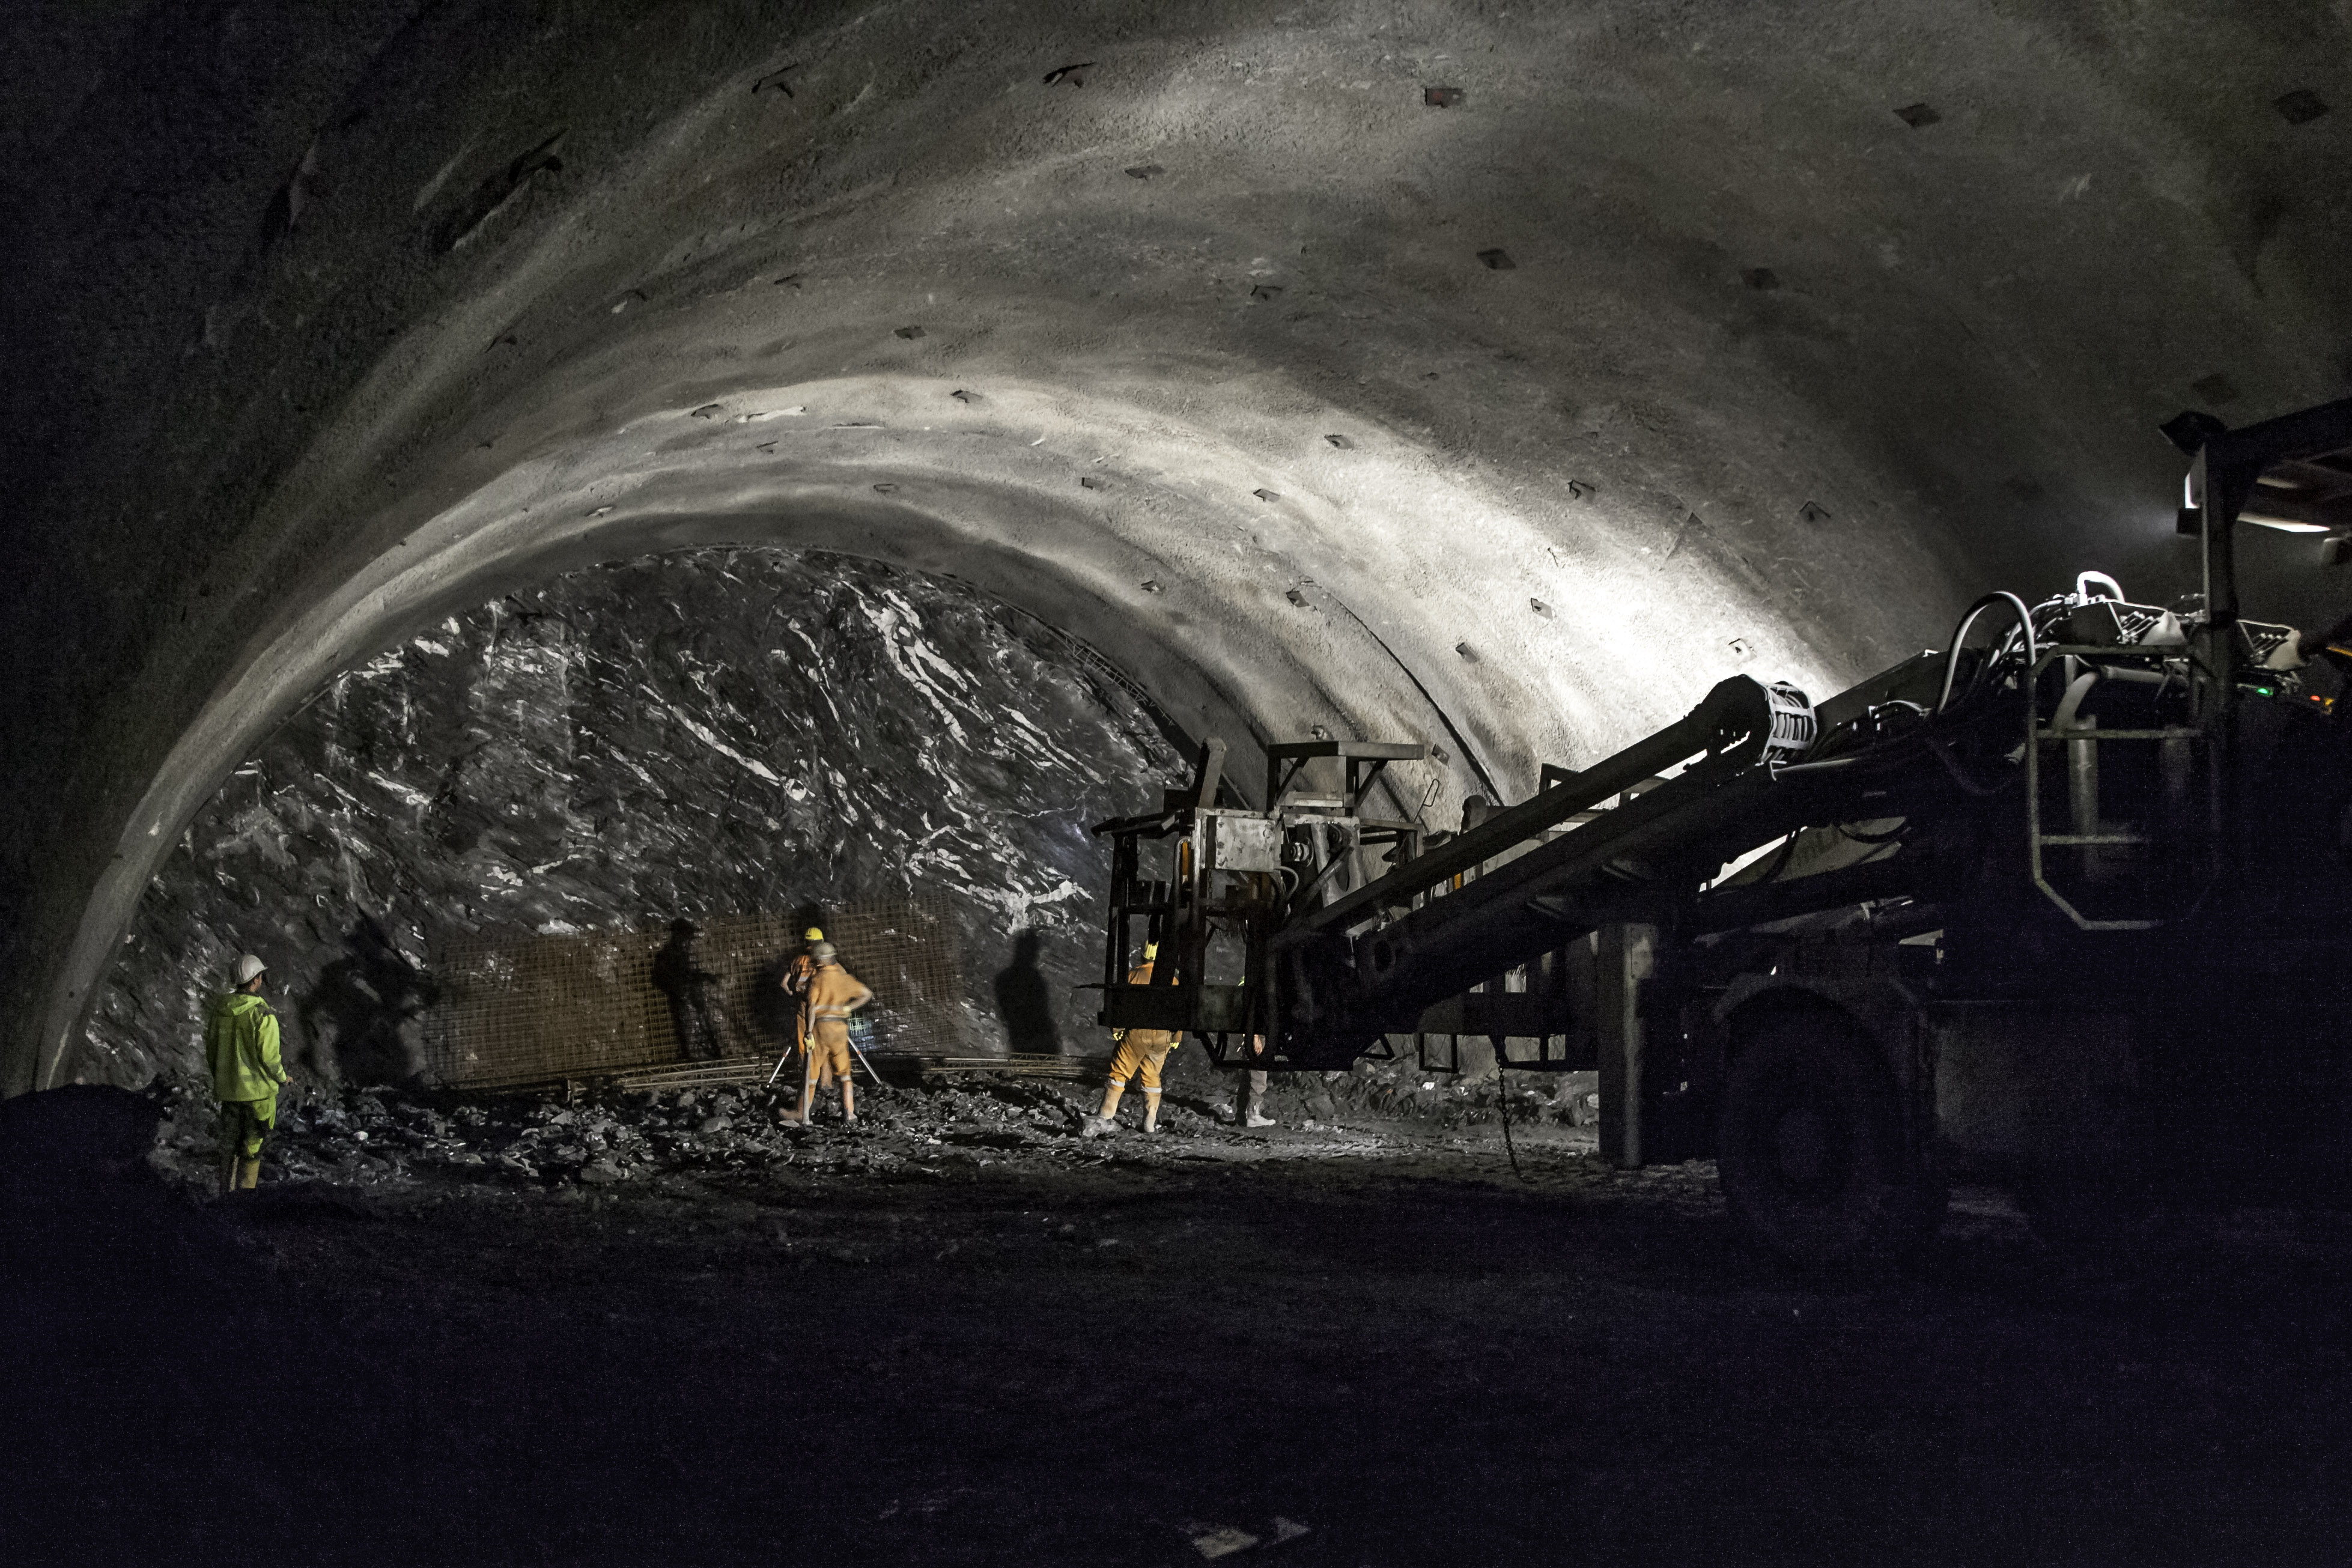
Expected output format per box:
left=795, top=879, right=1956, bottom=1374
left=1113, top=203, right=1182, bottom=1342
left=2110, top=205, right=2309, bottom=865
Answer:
left=5, top=0, right=2350, bottom=1092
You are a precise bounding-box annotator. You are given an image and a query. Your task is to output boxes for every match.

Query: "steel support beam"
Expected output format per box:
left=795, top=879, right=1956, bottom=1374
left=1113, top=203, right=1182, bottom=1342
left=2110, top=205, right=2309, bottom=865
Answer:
left=1597, top=922, right=1655, bottom=1170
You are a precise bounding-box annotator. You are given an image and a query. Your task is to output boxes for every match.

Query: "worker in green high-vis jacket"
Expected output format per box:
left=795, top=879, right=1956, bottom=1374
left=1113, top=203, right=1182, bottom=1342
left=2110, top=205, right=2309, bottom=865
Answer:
left=205, top=953, right=287, bottom=1197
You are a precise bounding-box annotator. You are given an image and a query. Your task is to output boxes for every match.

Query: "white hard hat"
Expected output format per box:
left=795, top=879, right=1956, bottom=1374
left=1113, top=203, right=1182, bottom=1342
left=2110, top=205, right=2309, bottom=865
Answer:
left=811, top=941, right=838, bottom=964
left=232, top=954, right=267, bottom=985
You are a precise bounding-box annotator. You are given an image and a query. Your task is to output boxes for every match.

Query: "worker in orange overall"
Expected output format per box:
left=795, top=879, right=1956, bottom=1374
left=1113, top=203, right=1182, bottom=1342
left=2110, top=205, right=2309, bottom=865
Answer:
left=781, top=941, right=874, bottom=1126
left=1081, top=943, right=1182, bottom=1137
left=778, top=926, right=837, bottom=1098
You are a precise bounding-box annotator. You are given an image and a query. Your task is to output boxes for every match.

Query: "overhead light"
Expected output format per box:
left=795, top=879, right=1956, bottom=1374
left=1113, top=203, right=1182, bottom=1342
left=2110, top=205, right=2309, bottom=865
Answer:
left=2241, top=513, right=2332, bottom=533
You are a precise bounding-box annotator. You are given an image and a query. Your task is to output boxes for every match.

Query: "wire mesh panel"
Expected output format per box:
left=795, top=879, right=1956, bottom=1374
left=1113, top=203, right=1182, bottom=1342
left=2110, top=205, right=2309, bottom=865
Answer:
left=422, top=896, right=969, bottom=1089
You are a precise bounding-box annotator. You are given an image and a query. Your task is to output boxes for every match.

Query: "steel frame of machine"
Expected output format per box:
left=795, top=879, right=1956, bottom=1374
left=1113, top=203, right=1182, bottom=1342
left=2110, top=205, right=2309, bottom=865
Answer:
left=1089, top=395, right=2352, bottom=1260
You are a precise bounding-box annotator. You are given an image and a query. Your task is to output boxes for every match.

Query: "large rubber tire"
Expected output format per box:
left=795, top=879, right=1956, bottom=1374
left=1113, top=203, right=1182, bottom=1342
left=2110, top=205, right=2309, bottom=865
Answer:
left=1718, top=1010, right=1945, bottom=1266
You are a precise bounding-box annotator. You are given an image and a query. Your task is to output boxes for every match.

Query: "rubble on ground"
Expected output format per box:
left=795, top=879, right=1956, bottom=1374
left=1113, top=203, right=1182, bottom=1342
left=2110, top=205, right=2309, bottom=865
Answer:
left=141, top=1058, right=1598, bottom=1196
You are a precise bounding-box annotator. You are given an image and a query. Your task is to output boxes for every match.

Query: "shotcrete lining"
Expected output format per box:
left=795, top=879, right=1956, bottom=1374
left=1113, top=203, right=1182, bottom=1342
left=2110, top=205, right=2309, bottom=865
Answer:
left=14, top=0, right=2352, bottom=1092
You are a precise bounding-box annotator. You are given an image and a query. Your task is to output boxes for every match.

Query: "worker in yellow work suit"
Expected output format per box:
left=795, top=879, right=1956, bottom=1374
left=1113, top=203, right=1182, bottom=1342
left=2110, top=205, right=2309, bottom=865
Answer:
left=779, top=926, right=837, bottom=1096
left=1081, top=944, right=1182, bottom=1137
left=204, top=953, right=288, bottom=1197
left=781, top=942, right=874, bottom=1126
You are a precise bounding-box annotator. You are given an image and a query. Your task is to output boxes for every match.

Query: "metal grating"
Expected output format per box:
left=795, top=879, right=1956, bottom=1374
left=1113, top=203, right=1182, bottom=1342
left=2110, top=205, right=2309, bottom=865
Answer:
left=422, top=896, right=969, bottom=1089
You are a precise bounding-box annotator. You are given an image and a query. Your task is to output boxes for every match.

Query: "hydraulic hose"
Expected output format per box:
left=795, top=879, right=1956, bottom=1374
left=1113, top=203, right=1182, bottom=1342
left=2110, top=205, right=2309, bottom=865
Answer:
left=1769, top=755, right=1864, bottom=777
left=1936, top=591, right=2038, bottom=714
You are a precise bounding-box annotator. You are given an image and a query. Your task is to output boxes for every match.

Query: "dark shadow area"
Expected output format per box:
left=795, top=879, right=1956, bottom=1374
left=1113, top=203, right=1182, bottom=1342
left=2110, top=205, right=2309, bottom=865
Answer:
left=14, top=1087, right=2352, bottom=1565
left=650, top=919, right=727, bottom=1061
left=298, top=916, right=437, bottom=1085
left=14, top=1109, right=2352, bottom=1561
left=992, top=928, right=1061, bottom=1054
left=747, top=953, right=797, bottom=1039
left=3, top=1089, right=397, bottom=1566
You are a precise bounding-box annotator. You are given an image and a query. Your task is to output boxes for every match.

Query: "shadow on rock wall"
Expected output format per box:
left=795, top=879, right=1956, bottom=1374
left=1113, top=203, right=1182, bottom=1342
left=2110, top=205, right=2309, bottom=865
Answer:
left=82, top=551, right=1185, bottom=1090
left=299, top=916, right=438, bottom=1085
left=994, top=928, right=1063, bottom=1054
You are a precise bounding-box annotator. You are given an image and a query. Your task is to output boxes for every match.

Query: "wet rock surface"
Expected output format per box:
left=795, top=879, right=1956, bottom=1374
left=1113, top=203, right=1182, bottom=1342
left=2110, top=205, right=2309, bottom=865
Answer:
left=12, top=1082, right=2352, bottom=1566
left=85, top=548, right=1181, bottom=1090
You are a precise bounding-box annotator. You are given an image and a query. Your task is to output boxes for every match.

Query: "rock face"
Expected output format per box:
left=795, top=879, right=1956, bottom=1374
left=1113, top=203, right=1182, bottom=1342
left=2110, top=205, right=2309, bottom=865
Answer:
left=82, top=550, right=1181, bottom=1089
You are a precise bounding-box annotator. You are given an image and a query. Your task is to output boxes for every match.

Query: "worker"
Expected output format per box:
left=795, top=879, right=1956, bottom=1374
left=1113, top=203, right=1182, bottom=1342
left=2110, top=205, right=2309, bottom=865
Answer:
left=1239, top=1036, right=1275, bottom=1130
left=1233, top=974, right=1274, bottom=1128
left=204, top=953, right=287, bottom=1197
left=1081, top=943, right=1182, bottom=1137
left=778, top=925, right=836, bottom=1100
left=782, top=941, right=874, bottom=1126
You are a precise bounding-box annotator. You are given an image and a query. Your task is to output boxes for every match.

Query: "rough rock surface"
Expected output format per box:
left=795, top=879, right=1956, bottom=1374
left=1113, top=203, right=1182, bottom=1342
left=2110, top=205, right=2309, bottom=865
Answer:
left=82, top=549, right=1180, bottom=1089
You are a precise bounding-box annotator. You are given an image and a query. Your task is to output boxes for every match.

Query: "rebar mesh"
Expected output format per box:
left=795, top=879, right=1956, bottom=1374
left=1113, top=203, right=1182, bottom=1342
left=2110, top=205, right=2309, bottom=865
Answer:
left=422, top=896, right=969, bottom=1089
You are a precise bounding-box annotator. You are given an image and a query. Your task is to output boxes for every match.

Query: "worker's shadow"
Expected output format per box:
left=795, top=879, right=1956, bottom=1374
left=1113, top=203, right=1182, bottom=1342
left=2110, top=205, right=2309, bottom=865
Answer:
left=992, top=928, right=1061, bottom=1055
left=300, top=917, right=438, bottom=1084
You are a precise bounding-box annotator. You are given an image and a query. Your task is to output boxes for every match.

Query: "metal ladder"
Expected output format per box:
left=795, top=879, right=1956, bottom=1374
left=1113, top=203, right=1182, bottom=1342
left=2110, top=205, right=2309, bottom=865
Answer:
left=2023, top=644, right=2202, bottom=931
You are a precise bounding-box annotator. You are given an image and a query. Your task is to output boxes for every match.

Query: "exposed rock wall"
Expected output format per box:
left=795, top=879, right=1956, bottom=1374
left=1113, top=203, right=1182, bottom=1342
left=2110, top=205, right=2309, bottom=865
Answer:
left=81, top=550, right=1180, bottom=1089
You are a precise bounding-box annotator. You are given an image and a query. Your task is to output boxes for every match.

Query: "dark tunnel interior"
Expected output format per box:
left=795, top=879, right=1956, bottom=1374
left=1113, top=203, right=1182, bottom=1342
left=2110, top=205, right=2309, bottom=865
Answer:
left=7, top=4, right=2352, bottom=1564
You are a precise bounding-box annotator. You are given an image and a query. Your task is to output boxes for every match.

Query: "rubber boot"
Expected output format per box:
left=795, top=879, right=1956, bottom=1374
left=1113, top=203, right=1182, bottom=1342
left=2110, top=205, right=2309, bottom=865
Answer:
left=236, top=1158, right=261, bottom=1191
left=842, top=1077, right=857, bottom=1125
left=1244, top=1071, right=1274, bottom=1128
left=1081, top=1082, right=1124, bottom=1139
left=219, top=1153, right=238, bottom=1199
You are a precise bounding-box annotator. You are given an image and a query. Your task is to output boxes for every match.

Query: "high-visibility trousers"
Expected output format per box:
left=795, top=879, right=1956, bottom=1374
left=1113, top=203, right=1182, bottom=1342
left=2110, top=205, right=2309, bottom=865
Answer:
left=809, top=1020, right=854, bottom=1081
left=1107, top=1036, right=1174, bottom=1093
left=218, top=1095, right=276, bottom=1160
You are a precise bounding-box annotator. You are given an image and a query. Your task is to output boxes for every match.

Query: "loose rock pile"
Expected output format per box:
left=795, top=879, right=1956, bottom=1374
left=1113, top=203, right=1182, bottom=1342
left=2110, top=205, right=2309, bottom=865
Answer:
left=144, top=1062, right=1594, bottom=1194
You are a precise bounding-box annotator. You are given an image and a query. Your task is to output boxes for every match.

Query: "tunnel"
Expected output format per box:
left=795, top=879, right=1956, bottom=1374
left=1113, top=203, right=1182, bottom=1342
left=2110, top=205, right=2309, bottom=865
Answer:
left=7, top=4, right=2352, bottom=1563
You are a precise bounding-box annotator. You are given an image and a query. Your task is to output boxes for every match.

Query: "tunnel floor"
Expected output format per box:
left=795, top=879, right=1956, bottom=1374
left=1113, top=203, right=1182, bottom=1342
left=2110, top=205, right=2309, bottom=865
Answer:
left=14, top=1088, right=2352, bottom=1566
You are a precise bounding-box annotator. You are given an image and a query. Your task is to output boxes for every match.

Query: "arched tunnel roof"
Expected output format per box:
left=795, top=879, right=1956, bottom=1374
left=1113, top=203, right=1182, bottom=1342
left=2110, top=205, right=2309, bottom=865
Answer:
left=4, top=1, right=2348, bottom=1092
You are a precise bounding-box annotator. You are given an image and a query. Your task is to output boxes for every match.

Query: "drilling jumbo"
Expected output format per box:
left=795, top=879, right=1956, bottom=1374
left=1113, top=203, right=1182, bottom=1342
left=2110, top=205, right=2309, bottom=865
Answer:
left=1090, top=397, right=2352, bottom=1262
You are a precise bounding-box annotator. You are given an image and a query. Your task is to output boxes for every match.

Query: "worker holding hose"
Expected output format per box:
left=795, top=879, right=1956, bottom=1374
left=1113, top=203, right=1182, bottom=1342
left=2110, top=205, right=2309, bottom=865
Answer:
left=782, top=942, right=873, bottom=1126
left=1082, top=944, right=1182, bottom=1137
left=204, top=953, right=287, bottom=1197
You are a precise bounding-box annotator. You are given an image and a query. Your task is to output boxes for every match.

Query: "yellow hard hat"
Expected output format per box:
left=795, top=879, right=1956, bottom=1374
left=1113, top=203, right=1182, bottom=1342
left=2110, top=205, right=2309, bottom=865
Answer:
left=1143, top=942, right=1159, bottom=960
left=804, top=926, right=824, bottom=942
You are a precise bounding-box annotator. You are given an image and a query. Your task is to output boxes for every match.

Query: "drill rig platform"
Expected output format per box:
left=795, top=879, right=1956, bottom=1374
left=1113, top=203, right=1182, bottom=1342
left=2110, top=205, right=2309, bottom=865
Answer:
left=1092, top=394, right=2352, bottom=1262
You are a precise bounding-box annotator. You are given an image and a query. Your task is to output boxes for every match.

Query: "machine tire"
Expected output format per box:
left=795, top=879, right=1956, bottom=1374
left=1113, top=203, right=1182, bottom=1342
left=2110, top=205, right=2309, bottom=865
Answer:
left=1718, top=1009, right=1943, bottom=1266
